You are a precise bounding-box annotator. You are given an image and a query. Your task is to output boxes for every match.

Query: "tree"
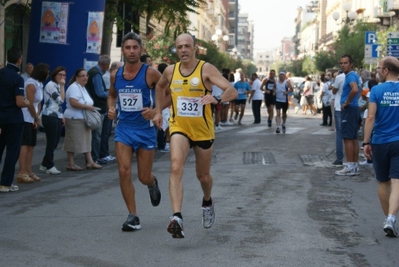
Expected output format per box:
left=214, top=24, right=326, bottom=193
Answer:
left=102, top=0, right=205, bottom=54
left=333, top=22, right=377, bottom=69
left=302, top=56, right=316, bottom=75
left=287, top=58, right=307, bottom=77
left=376, top=25, right=398, bottom=58
left=314, top=51, right=337, bottom=72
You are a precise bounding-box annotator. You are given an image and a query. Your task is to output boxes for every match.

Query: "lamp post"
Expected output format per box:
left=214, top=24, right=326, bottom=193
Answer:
left=333, top=3, right=357, bottom=25
left=229, top=47, right=240, bottom=60
left=211, top=29, right=229, bottom=51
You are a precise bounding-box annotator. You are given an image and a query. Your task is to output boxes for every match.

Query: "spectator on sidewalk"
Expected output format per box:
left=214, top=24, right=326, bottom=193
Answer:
left=99, top=61, right=122, bottom=163
left=39, top=66, right=66, bottom=175
left=320, top=72, right=332, bottom=126
left=18, top=63, right=49, bottom=183
left=363, top=56, right=399, bottom=237
left=20, top=63, right=33, bottom=82
left=86, top=55, right=111, bottom=165
left=63, top=68, right=102, bottom=171
left=331, top=70, right=345, bottom=167
left=0, top=47, right=30, bottom=192
left=335, top=55, right=362, bottom=176
left=248, top=73, right=263, bottom=124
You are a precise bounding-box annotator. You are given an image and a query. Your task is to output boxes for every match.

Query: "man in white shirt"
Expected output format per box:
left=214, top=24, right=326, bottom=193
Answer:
left=248, top=73, right=263, bottom=124
left=20, top=63, right=33, bottom=82
left=332, top=70, right=345, bottom=167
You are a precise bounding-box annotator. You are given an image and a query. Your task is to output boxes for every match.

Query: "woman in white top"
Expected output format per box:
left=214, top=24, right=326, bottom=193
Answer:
left=39, top=66, right=66, bottom=175
left=18, top=63, right=49, bottom=183
left=63, top=68, right=101, bottom=170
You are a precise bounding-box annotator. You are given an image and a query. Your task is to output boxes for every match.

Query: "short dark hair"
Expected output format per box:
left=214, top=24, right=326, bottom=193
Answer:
left=157, top=63, right=168, bottom=74
left=341, top=54, right=353, bottom=64
left=140, top=54, right=151, bottom=63
left=30, top=63, right=49, bottom=82
left=121, top=32, right=142, bottom=48
left=50, top=66, right=66, bottom=82
left=7, top=46, right=22, bottom=64
left=228, top=72, right=235, bottom=82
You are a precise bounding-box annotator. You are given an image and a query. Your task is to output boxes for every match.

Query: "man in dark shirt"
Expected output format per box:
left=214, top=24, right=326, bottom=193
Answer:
left=0, top=47, right=30, bottom=192
left=86, top=55, right=111, bottom=165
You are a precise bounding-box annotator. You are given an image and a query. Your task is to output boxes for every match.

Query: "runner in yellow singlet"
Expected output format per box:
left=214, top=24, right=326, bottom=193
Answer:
left=169, top=60, right=214, bottom=141
left=153, top=33, right=237, bottom=238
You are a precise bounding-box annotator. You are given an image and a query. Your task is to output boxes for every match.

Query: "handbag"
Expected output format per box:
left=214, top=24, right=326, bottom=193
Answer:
left=83, top=108, right=102, bottom=130
left=78, top=83, right=102, bottom=130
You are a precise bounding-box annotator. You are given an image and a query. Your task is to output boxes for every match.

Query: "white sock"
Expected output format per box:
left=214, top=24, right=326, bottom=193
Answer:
left=388, top=214, right=396, bottom=222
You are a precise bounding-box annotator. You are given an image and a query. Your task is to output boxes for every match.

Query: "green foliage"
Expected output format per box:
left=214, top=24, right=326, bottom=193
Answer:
left=288, top=58, right=307, bottom=77
left=302, top=56, right=316, bottom=75
left=376, top=25, right=398, bottom=58
left=314, top=51, right=338, bottom=72
left=334, top=22, right=378, bottom=68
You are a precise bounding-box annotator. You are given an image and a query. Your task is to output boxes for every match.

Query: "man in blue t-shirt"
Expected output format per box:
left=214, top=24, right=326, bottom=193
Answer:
left=335, top=55, right=361, bottom=177
left=363, top=56, right=399, bottom=237
left=233, top=72, right=251, bottom=125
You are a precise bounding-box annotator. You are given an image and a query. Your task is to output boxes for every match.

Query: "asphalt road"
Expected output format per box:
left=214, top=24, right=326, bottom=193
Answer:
left=0, top=105, right=397, bottom=267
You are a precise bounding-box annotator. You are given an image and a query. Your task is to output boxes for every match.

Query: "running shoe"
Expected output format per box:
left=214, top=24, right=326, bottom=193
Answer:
left=103, top=155, right=116, bottom=162
left=282, top=125, right=286, bottom=133
left=167, top=216, right=185, bottom=238
left=0, top=184, right=19, bottom=192
left=383, top=218, right=398, bottom=237
left=332, top=159, right=343, bottom=167
left=275, top=127, right=280, bottom=134
left=202, top=199, right=215, bottom=228
left=148, top=177, right=161, bottom=206
left=39, top=165, right=47, bottom=172
left=122, top=213, right=141, bottom=231
left=335, top=165, right=359, bottom=176
left=95, top=159, right=107, bottom=165
left=359, top=159, right=373, bottom=166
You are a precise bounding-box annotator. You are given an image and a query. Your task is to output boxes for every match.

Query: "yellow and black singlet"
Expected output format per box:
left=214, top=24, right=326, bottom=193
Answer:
left=169, top=60, right=214, bottom=141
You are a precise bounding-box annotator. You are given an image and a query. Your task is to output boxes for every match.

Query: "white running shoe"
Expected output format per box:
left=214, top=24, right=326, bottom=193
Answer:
left=46, top=166, right=61, bottom=175
left=39, top=165, right=47, bottom=172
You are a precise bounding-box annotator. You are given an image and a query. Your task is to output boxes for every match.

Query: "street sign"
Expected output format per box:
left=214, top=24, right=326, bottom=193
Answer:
left=387, top=32, right=399, bottom=58
left=365, top=31, right=379, bottom=64
left=365, top=31, right=378, bottom=44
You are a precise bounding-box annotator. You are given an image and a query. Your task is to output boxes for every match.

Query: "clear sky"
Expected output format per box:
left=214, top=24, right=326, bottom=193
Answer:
left=239, top=0, right=311, bottom=52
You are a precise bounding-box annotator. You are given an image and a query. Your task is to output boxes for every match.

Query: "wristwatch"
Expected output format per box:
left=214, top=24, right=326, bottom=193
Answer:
left=362, top=142, right=370, bottom=146
left=213, top=95, right=222, bottom=104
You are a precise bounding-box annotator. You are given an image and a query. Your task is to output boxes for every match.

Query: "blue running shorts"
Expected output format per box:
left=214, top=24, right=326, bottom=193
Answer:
left=115, top=121, right=157, bottom=151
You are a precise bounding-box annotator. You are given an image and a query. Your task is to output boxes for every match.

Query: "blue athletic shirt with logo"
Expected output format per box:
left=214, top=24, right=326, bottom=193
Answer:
left=369, top=81, right=399, bottom=144
left=234, top=81, right=251, bottom=100
left=115, top=64, right=155, bottom=129
left=340, top=71, right=361, bottom=106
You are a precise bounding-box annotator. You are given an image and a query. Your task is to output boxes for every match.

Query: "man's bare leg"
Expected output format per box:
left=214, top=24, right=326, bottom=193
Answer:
left=115, top=142, right=136, bottom=214
left=169, top=134, right=190, bottom=213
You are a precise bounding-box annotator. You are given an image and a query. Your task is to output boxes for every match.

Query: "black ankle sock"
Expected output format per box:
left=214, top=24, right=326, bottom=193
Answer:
left=202, top=197, right=212, bottom=207
left=173, top=212, right=183, bottom=220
